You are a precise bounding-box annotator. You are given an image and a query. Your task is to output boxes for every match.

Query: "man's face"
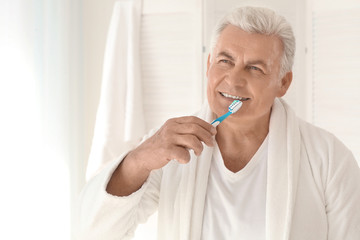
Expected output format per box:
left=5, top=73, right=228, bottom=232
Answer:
left=207, top=25, right=292, bottom=123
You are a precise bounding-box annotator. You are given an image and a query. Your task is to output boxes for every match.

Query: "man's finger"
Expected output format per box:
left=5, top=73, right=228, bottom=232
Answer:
left=173, top=134, right=204, bottom=156
left=168, top=145, right=191, bottom=164
left=175, top=116, right=217, bottom=135
left=175, top=123, right=214, bottom=147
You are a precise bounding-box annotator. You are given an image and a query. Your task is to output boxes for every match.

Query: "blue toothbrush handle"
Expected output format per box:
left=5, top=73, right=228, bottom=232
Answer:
left=211, top=111, right=232, bottom=127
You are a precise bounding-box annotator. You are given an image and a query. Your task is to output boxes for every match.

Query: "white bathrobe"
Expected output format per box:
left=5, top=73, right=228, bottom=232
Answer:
left=78, top=98, right=360, bottom=240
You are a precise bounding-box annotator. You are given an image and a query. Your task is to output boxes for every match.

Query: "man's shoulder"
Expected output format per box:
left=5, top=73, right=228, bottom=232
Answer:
left=298, top=119, right=335, bottom=142
left=298, top=118, right=353, bottom=159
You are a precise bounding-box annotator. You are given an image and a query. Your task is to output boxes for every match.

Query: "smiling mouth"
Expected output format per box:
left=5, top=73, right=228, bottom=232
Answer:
left=220, top=92, right=250, bottom=101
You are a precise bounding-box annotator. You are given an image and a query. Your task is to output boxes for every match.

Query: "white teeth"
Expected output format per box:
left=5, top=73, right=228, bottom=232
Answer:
left=221, top=92, right=247, bottom=100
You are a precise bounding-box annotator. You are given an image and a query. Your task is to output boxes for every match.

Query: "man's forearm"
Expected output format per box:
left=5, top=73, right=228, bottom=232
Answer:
left=106, top=151, right=151, bottom=197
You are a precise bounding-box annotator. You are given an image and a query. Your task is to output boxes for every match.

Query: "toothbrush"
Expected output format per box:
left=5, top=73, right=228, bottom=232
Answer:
left=211, top=100, right=243, bottom=127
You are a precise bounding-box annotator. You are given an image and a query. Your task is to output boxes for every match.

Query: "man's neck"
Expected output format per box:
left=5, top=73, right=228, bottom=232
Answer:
left=215, top=111, right=270, bottom=146
left=214, top=111, right=270, bottom=172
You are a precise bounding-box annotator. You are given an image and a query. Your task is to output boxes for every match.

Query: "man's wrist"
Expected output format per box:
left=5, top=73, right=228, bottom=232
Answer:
left=106, top=150, right=151, bottom=196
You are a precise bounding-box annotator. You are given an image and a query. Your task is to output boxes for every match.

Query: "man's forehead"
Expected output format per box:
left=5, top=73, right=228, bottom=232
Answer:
left=215, top=25, right=283, bottom=63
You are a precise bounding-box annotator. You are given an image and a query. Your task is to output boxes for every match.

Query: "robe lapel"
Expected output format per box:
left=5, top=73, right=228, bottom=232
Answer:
left=178, top=103, right=214, bottom=240
left=266, top=98, right=301, bottom=240
left=189, top=144, right=214, bottom=239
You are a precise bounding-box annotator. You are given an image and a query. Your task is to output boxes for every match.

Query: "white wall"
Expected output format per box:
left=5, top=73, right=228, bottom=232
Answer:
left=310, top=0, right=360, bottom=161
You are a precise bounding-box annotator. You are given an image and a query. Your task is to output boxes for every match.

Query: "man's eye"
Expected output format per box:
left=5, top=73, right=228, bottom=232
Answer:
left=248, top=66, right=264, bottom=73
left=219, top=59, right=230, bottom=64
left=249, top=66, right=260, bottom=71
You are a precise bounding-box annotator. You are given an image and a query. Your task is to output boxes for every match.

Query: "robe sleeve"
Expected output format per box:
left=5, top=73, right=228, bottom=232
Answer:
left=76, top=152, right=162, bottom=240
left=325, top=139, right=360, bottom=240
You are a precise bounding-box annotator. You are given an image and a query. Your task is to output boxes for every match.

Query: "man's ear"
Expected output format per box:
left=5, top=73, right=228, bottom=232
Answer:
left=206, top=54, right=211, bottom=77
left=277, top=71, right=293, bottom=97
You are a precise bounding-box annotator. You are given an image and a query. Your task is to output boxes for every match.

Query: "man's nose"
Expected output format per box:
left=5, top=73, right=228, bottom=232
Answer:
left=225, top=66, right=247, bottom=87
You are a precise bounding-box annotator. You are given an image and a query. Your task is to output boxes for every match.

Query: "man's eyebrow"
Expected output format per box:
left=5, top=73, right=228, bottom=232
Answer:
left=216, top=51, right=235, bottom=61
left=216, top=52, right=268, bottom=67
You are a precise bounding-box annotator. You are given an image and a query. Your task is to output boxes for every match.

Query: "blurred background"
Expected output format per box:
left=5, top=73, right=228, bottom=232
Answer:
left=0, top=0, right=359, bottom=239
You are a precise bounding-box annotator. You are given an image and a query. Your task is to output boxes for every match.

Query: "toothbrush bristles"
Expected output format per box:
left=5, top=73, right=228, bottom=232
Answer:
left=229, top=100, right=242, bottom=113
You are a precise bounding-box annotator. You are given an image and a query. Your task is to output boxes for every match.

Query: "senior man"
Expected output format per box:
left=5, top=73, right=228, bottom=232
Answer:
left=78, top=6, right=360, bottom=240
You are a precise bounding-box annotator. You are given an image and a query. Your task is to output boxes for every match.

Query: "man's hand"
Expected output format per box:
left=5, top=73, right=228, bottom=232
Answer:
left=134, top=116, right=217, bottom=171
left=106, top=116, right=217, bottom=196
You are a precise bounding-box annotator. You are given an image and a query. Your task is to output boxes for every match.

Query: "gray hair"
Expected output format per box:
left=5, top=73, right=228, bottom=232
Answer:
left=210, top=6, right=295, bottom=77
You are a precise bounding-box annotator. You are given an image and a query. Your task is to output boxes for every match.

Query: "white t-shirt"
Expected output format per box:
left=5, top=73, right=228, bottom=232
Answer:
left=201, top=136, right=268, bottom=240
